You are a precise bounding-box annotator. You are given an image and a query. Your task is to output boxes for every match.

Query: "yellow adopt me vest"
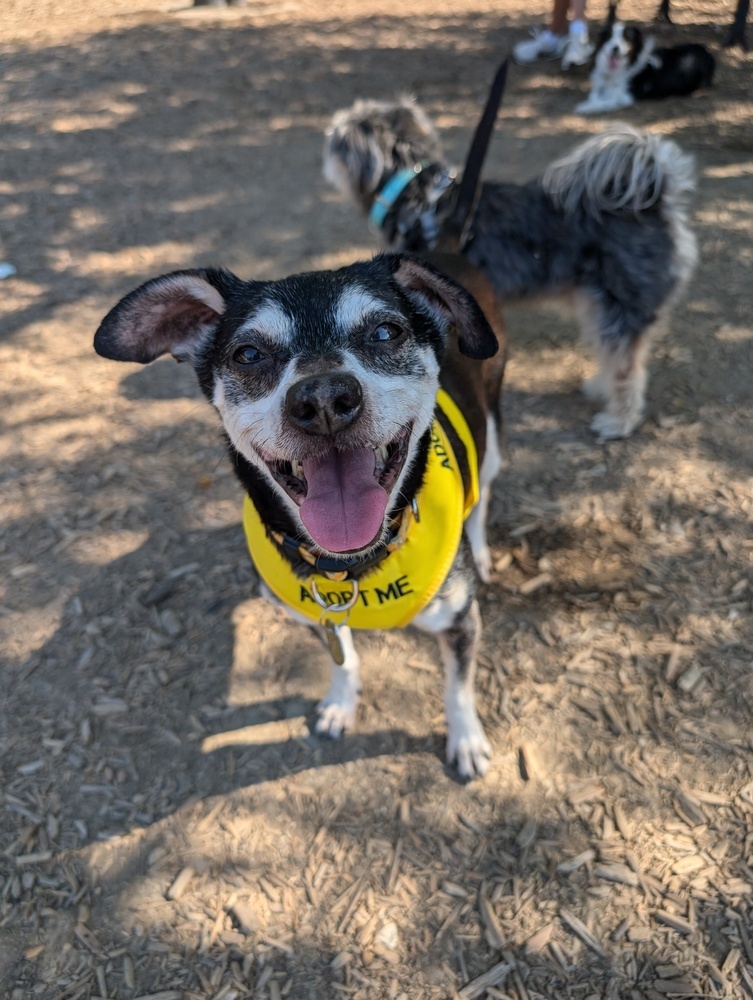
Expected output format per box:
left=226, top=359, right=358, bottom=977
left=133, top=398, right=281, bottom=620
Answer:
left=243, top=389, right=479, bottom=629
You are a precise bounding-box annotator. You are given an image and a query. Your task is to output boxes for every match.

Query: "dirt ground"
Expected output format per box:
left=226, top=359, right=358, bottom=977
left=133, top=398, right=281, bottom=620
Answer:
left=1, top=0, right=752, bottom=997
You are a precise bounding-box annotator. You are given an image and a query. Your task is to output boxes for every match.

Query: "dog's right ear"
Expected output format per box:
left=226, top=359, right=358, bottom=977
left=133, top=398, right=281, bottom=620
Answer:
left=94, top=268, right=240, bottom=364
left=385, top=253, right=499, bottom=360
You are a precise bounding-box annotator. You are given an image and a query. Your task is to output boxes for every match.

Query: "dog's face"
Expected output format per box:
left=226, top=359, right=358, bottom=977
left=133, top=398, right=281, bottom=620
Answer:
left=323, top=98, right=444, bottom=211
left=94, top=253, right=497, bottom=556
left=594, top=22, right=644, bottom=77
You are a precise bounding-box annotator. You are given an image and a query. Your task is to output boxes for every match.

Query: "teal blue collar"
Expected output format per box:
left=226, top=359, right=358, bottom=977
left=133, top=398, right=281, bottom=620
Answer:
left=369, top=166, right=422, bottom=230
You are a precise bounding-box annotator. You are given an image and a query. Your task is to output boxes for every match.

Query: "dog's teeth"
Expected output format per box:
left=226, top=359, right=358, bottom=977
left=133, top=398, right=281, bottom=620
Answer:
left=291, top=460, right=304, bottom=479
left=375, top=446, right=389, bottom=466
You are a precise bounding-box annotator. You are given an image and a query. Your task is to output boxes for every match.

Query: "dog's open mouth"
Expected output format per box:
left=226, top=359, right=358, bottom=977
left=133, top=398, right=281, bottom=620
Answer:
left=263, top=425, right=412, bottom=553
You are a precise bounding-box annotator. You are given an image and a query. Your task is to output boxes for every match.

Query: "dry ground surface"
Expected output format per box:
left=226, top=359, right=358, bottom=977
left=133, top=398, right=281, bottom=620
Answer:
left=1, top=0, right=752, bottom=997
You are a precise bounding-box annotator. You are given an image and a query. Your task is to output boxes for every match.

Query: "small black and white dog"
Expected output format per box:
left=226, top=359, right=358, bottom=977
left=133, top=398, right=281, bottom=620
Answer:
left=94, top=253, right=506, bottom=779
left=324, top=96, right=698, bottom=438
left=576, top=22, right=715, bottom=114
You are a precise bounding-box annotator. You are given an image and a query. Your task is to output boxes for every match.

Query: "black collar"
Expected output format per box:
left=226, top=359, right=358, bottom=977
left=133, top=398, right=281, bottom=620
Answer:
left=268, top=501, right=418, bottom=582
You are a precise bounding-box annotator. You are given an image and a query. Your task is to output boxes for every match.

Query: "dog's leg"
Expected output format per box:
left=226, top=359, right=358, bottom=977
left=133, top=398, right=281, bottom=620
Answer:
left=316, top=625, right=362, bottom=738
left=577, top=92, right=634, bottom=114
left=259, top=582, right=361, bottom=737
left=439, top=599, right=490, bottom=779
left=589, top=335, right=652, bottom=439
left=576, top=292, right=613, bottom=403
left=724, top=0, right=749, bottom=49
left=414, top=562, right=490, bottom=779
left=581, top=365, right=612, bottom=402
left=576, top=292, right=650, bottom=436
left=465, top=414, right=502, bottom=583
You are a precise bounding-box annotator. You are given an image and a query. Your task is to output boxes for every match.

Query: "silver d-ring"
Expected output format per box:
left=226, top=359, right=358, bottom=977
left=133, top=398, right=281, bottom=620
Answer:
left=311, top=578, right=360, bottom=614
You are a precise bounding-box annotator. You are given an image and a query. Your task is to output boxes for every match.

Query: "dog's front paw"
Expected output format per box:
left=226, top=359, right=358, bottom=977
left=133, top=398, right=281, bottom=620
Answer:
left=316, top=700, right=356, bottom=738
left=446, top=706, right=491, bottom=780
left=591, top=409, right=640, bottom=440
left=316, top=672, right=360, bottom=739
left=474, top=545, right=493, bottom=585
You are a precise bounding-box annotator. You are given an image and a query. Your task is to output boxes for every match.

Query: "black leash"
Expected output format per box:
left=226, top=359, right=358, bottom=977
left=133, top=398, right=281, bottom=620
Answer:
left=441, top=57, right=509, bottom=251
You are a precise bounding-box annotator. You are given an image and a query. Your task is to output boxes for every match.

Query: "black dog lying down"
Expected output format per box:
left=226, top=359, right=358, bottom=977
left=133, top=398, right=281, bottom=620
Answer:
left=577, top=20, right=715, bottom=114
left=94, top=253, right=506, bottom=779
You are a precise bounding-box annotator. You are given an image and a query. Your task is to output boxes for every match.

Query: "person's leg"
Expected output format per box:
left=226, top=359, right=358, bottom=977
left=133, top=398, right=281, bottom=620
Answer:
left=569, top=0, right=588, bottom=37
left=550, top=0, right=571, bottom=35
left=562, top=0, right=594, bottom=67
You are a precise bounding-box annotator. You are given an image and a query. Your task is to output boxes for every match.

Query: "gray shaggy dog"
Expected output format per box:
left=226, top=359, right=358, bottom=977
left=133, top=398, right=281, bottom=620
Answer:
left=324, top=97, right=698, bottom=439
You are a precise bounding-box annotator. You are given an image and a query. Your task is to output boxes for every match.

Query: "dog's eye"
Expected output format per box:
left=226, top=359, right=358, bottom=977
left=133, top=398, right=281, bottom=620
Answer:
left=234, top=346, right=264, bottom=365
left=371, top=322, right=404, bottom=343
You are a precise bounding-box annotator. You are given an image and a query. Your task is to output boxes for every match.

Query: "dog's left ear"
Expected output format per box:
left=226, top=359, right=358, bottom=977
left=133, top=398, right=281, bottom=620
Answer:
left=387, top=254, right=499, bottom=360
left=624, top=25, right=644, bottom=54
left=94, top=268, right=243, bottom=365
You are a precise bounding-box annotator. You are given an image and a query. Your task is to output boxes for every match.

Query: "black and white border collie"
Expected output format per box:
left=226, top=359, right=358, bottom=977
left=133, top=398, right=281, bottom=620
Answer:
left=576, top=22, right=715, bottom=114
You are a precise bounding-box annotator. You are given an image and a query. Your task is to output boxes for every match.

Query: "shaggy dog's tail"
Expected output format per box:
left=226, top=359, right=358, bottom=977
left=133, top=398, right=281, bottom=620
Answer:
left=542, top=124, right=696, bottom=221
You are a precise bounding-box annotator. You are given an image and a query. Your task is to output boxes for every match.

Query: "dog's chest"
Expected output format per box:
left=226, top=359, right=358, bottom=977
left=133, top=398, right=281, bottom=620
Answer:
left=243, top=392, right=479, bottom=630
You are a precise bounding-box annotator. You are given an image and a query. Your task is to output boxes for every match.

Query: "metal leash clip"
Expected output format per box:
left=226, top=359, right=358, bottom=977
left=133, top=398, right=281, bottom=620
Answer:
left=311, top=579, right=360, bottom=666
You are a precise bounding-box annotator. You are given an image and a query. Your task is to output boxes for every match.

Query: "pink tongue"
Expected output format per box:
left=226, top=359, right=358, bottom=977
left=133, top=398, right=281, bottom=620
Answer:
left=300, top=447, right=388, bottom=553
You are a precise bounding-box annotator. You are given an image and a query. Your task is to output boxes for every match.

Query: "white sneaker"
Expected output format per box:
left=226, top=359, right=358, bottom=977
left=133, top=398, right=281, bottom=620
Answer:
left=513, top=29, right=568, bottom=65
left=562, top=33, right=595, bottom=69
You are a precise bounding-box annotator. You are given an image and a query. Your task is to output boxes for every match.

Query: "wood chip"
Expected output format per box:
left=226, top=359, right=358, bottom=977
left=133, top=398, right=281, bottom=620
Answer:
left=677, top=662, right=703, bottom=693
left=651, top=980, right=697, bottom=995
left=518, top=743, right=539, bottom=782
left=493, top=551, right=513, bottom=573
left=518, top=573, right=552, bottom=596
left=664, top=645, right=687, bottom=683
left=670, top=855, right=706, bottom=875
left=479, top=894, right=506, bottom=950
left=557, top=849, right=595, bottom=874
left=674, top=792, right=706, bottom=827
left=593, top=862, right=640, bottom=887
left=385, top=837, right=402, bottom=894
left=613, top=802, right=632, bottom=840
left=516, top=819, right=537, bottom=849
left=559, top=908, right=605, bottom=958
left=132, top=993, right=182, bottom=1000
left=166, top=866, right=195, bottom=901
left=123, top=955, right=135, bottom=990
left=14, top=851, right=53, bottom=865
left=722, top=947, right=741, bottom=976
left=458, top=960, right=514, bottom=999
left=260, top=935, right=295, bottom=956
left=654, top=910, right=695, bottom=935
left=227, top=900, right=257, bottom=936
left=568, top=782, right=603, bottom=806
left=602, top=698, right=626, bottom=736
left=442, top=881, right=468, bottom=898
left=686, top=787, right=729, bottom=806
left=628, top=924, right=653, bottom=942
left=523, top=923, right=553, bottom=956
left=435, top=901, right=464, bottom=942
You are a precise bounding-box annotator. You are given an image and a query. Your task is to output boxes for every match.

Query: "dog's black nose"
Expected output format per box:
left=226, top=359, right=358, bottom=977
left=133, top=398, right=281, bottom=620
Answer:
left=286, top=373, right=363, bottom=436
